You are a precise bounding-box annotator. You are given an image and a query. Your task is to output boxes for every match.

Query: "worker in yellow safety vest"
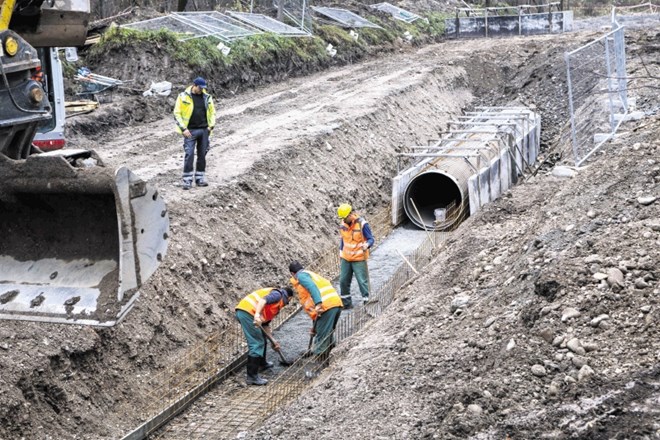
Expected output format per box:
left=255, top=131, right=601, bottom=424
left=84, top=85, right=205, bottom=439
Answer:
left=337, top=203, right=375, bottom=309
left=235, top=287, right=294, bottom=385
left=289, top=261, right=342, bottom=363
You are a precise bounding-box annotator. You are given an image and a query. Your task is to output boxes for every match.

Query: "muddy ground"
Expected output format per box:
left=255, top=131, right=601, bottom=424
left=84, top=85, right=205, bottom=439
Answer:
left=0, top=17, right=658, bottom=440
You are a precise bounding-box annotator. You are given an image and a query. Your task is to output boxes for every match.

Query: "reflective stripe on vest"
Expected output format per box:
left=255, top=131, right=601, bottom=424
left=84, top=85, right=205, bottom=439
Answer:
left=235, top=288, right=285, bottom=322
left=290, top=271, right=342, bottom=320
left=340, top=217, right=369, bottom=262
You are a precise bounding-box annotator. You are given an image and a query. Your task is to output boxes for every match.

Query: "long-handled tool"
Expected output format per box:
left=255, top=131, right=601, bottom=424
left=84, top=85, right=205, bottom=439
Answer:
left=260, top=326, right=292, bottom=366
left=303, top=318, right=319, bottom=358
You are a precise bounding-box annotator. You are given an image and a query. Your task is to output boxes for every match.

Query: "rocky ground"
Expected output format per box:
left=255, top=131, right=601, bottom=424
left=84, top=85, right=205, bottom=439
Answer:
left=0, top=11, right=657, bottom=440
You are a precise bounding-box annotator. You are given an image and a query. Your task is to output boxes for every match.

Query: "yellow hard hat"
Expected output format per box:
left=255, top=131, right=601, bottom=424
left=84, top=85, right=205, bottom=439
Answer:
left=337, top=203, right=352, bottom=219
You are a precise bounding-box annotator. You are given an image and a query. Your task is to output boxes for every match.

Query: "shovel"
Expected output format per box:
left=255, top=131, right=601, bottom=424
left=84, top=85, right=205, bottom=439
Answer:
left=260, top=326, right=293, bottom=366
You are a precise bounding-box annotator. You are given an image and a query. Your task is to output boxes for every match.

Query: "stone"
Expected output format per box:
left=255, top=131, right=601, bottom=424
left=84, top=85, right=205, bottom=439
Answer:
left=325, top=142, right=333, bottom=151
left=641, top=305, right=651, bottom=313
left=450, top=295, right=470, bottom=313
left=483, top=316, right=497, bottom=328
left=635, top=279, right=650, bottom=289
left=578, top=365, right=595, bottom=382
left=587, top=210, right=597, bottom=218
left=539, top=328, right=554, bottom=344
left=552, top=166, right=577, bottom=178
left=572, top=356, right=587, bottom=368
left=590, top=314, right=609, bottom=327
left=593, top=273, right=608, bottom=281
left=561, top=308, right=581, bottom=322
left=567, top=338, right=586, bottom=356
left=552, top=335, right=565, bottom=347
left=582, top=341, right=598, bottom=352
left=531, top=365, right=547, bottom=377
left=637, top=196, right=656, bottom=206
left=506, top=338, right=516, bottom=351
left=467, top=404, right=483, bottom=415
left=584, top=254, right=602, bottom=264
left=548, top=383, right=559, bottom=396
left=606, top=268, right=624, bottom=287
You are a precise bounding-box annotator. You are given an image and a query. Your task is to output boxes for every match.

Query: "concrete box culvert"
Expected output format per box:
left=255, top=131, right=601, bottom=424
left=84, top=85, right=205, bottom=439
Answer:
left=395, top=107, right=541, bottom=231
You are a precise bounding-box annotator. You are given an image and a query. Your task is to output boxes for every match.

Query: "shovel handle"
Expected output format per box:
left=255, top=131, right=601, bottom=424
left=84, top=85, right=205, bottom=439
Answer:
left=259, top=325, right=291, bottom=365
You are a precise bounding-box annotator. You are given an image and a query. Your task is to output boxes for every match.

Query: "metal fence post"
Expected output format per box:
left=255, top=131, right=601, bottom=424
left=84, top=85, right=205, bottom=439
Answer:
left=615, top=27, right=628, bottom=112
left=604, top=36, right=616, bottom=133
left=564, top=52, right=579, bottom=164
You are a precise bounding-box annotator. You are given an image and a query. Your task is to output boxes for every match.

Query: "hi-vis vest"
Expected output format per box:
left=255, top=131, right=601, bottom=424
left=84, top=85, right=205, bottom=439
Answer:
left=290, top=271, right=342, bottom=320
left=340, top=217, right=369, bottom=262
left=173, top=86, right=216, bottom=135
left=235, top=288, right=285, bottom=323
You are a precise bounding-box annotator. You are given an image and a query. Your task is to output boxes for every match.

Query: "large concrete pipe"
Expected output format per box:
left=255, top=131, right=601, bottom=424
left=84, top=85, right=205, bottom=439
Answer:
left=392, top=107, right=540, bottom=230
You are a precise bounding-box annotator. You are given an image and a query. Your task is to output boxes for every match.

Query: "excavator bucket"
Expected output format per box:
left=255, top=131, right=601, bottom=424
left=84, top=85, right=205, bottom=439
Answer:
left=0, top=150, right=169, bottom=326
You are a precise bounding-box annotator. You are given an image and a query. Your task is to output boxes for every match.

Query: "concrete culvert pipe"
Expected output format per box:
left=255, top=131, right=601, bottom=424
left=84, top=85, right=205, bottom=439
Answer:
left=403, top=170, right=465, bottom=230
left=394, top=108, right=541, bottom=232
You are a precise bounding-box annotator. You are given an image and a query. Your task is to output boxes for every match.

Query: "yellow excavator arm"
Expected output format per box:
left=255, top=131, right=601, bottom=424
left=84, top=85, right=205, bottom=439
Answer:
left=0, top=0, right=170, bottom=326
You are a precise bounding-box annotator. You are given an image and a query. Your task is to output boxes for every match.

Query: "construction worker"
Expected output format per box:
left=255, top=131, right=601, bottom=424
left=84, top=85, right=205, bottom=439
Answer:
left=235, top=287, right=294, bottom=386
left=337, top=203, right=374, bottom=308
left=289, top=261, right=343, bottom=363
left=173, top=77, right=216, bottom=190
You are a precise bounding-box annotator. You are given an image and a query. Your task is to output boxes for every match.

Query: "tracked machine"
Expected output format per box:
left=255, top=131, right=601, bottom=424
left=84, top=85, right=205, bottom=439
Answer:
left=0, top=0, right=169, bottom=326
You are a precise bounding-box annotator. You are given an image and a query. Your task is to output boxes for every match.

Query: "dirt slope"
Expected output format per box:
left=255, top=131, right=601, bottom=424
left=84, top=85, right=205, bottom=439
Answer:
left=245, top=33, right=660, bottom=440
left=251, top=114, right=660, bottom=439
left=0, top=24, right=657, bottom=440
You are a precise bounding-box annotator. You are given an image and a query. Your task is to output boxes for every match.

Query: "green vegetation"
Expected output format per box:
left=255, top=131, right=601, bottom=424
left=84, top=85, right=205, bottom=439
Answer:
left=86, top=12, right=451, bottom=92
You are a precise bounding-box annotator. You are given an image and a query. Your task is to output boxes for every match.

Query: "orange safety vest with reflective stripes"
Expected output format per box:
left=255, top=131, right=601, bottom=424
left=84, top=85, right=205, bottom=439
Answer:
left=340, top=216, right=370, bottom=262
left=290, top=271, right=342, bottom=320
left=235, top=288, right=285, bottom=323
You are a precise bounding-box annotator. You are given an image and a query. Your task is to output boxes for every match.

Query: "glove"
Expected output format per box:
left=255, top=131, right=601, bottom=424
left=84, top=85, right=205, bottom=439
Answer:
left=253, top=313, right=263, bottom=326
left=314, top=303, right=324, bottom=316
left=272, top=340, right=281, bottom=350
left=361, top=243, right=369, bottom=251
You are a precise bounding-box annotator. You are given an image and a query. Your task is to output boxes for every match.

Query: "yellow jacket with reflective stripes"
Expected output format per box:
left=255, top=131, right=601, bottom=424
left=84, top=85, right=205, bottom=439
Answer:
left=235, top=288, right=285, bottom=323
left=290, top=271, right=342, bottom=320
left=173, top=86, right=216, bottom=135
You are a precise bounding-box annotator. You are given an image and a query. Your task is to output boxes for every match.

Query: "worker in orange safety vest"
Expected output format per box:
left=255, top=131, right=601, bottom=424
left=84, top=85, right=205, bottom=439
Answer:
left=289, top=261, right=342, bottom=363
left=337, top=203, right=375, bottom=309
left=235, top=287, right=293, bottom=385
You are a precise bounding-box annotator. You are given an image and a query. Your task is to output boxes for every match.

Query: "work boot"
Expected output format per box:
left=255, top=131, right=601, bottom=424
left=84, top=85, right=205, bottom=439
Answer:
left=342, top=298, right=353, bottom=310
left=246, top=356, right=268, bottom=386
left=196, top=179, right=209, bottom=187
left=258, top=356, right=274, bottom=372
left=182, top=181, right=192, bottom=190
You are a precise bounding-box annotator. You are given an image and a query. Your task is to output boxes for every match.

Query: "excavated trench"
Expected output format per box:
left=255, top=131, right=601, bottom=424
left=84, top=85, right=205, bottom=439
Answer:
left=123, top=39, right=578, bottom=440
left=0, top=32, right=596, bottom=440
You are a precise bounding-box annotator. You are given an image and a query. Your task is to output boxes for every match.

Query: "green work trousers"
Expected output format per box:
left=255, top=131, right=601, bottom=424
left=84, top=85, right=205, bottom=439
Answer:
left=339, top=258, right=370, bottom=306
left=236, top=310, right=266, bottom=358
left=313, top=307, right=342, bottom=355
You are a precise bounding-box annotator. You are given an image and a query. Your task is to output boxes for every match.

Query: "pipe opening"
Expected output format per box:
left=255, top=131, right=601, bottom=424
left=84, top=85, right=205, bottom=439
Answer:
left=404, top=172, right=464, bottom=230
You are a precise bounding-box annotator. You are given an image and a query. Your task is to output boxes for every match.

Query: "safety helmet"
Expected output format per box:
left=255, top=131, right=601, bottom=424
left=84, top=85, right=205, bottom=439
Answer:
left=337, top=203, right=352, bottom=219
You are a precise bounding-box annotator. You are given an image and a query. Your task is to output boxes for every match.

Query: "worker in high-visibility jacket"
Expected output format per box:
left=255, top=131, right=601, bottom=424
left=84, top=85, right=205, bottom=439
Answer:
left=337, top=203, right=375, bottom=309
left=289, top=261, right=343, bottom=362
left=235, top=287, right=293, bottom=386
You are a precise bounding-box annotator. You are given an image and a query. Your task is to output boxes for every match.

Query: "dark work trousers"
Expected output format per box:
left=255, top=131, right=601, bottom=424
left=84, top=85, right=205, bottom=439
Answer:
left=182, top=128, right=210, bottom=184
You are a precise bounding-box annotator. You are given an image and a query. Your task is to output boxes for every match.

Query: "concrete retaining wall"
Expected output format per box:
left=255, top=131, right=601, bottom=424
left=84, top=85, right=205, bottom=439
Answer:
left=445, top=11, right=573, bottom=38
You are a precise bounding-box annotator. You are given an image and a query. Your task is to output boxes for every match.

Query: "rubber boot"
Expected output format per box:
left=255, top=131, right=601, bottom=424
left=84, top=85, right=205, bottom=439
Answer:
left=259, top=356, right=274, bottom=372
left=246, top=356, right=268, bottom=386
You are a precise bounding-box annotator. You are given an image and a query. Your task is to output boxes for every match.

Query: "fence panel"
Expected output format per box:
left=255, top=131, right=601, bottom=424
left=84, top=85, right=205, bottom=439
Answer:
left=564, top=25, right=628, bottom=166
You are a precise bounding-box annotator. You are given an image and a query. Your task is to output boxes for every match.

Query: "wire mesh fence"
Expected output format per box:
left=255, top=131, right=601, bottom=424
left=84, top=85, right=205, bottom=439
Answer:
left=564, top=24, right=628, bottom=166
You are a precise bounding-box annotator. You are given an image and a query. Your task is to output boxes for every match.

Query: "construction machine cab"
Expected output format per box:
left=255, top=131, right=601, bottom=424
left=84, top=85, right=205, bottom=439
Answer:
left=0, top=0, right=169, bottom=326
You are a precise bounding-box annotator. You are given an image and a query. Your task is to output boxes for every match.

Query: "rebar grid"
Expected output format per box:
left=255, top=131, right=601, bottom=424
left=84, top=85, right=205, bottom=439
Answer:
left=134, top=206, right=393, bottom=426
left=140, top=200, right=468, bottom=439
left=563, top=25, right=628, bottom=166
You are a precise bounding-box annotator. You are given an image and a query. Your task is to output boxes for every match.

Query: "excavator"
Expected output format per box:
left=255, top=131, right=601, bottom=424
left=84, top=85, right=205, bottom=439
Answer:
left=0, top=0, right=169, bottom=326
